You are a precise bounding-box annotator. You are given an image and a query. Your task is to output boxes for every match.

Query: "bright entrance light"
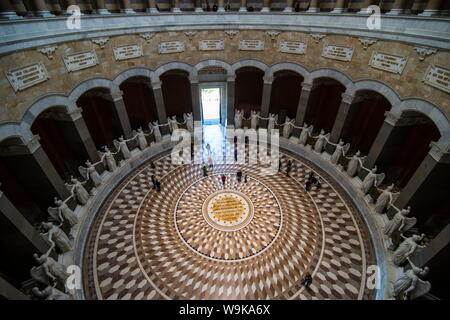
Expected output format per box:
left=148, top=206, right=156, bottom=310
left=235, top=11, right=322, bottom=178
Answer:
left=201, top=87, right=221, bottom=125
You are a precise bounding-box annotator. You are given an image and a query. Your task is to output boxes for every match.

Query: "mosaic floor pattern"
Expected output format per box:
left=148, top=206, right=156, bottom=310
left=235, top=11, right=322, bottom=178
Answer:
left=83, top=136, right=376, bottom=300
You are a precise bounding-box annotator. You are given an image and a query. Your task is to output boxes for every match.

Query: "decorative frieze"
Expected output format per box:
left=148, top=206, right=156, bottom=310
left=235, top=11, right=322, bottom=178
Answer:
left=414, top=47, right=437, bottom=61
left=224, top=30, right=239, bottom=39
left=279, top=41, right=307, bottom=55
left=322, top=45, right=354, bottom=62
left=63, top=50, right=99, bottom=72
left=91, top=37, right=110, bottom=49
left=158, top=41, right=185, bottom=54
left=113, top=44, right=143, bottom=61
left=140, top=33, right=155, bottom=43
left=423, top=64, right=450, bottom=94
left=266, top=30, right=281, bottom=41
left=369, top=51, right=408, bottom=74
left=37, top=46, right=58, bottom=60
left=5, top=62, right=50, bottom=92
left=310, top=33, right=326, bottom=43
left=199, top=40, right=225, bottom=51
left=239, top=40, right=265, bottom=51
left=184, top=31, right=197, bottom=40
left=358, top=38, right=377, bottom=50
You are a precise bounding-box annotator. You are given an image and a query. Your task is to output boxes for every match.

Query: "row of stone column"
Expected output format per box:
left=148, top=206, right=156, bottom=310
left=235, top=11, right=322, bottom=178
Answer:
left=0, top=0, right=447, bottom=19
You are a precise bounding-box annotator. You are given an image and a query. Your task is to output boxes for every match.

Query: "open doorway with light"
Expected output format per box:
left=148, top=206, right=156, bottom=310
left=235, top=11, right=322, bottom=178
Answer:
left=199, top=83, right=227, bottom=126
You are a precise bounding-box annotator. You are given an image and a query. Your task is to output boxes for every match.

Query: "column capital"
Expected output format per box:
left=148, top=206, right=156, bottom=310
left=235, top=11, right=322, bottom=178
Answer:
left=429, top=141, right=450, bottom=163
left=25, top=135, right=41, bottom=154
left=69, top=108, right=83, bottom=121
left=301, top=82, right=313, bottom=91
left=111, top=90, right=124, bottom=101
left=384, top=111, right=401, bottom=126
left=341, top=92, right=355, bottom=104
left=263, top=76, right=273, bottom=85
left=227, top=75, right=236, bottom=82
left=151, top=80, right=162, bottom=90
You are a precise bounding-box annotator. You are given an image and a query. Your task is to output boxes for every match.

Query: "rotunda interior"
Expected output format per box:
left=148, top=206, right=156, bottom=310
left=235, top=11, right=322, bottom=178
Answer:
left=0, top=0, right=449, bottom=304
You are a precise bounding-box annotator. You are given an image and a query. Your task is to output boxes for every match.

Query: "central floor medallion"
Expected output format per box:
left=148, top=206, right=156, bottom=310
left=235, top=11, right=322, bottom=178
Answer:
left=202, top=190, right=254, bottom=231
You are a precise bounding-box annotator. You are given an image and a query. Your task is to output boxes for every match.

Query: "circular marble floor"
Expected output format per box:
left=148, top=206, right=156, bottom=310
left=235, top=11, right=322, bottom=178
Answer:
left=83, top=148, right=376, bottom=300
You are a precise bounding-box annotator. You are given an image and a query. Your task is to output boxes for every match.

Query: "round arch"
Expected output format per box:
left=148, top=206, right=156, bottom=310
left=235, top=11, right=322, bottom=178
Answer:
left=21, top=94, right=77, bottom=127
left=231, top=59, right=269, bottom=74
left=113, top=67, right=154, bottom=86
left=194, top=59, right=233, bottom=76
left=310, top=68, right=354, bottom=91
left=153, top=62, right=197, bottom=82
left=265, top=62, right=310, bottom=83
left=349, top=79, right=401, bottom=108
left=68, top=77, right=121, bottom=102
left=0, top=122, right=34, bottom=145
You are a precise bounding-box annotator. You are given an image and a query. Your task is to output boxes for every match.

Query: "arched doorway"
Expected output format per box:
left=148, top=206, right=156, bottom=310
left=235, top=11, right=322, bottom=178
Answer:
left=341, top=90, right=392, bottom=154
left=160, top=69, right=193, bottom=123
left=269, top=70, right=304, bottom=121
left=120, top=76, right=158, bottom=130
left=76, top=88, right=123, bottom=148
left=234, top=66, right=264, bottom=120
left=304, top=77, right=346, bottom=133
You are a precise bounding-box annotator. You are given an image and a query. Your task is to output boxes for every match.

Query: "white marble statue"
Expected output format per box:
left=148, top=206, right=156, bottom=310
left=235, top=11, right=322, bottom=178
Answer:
left=282, top=117, right=294, bottom=138
left=184, top=112, right=194, bottom=132
left=47, top=198, right=78, bottom=227
left=134, top=127, right=148, bottom=150
left=393, top=261, right=431, bottom=300
left=330, top=139, right=350, bottom=165
left=250, top=110, right=260, bottom=130
left=383, top=206, right=417, bottom=237
left=313, top=130, right=330, bottom=154
left=361, top=166, right=385, bottom=194
left=168, top=115, right=179, bottom=133
left=114, top=136, right=131, bottom=160
left=374, top=184, right=395, bottom=213
left=234, top=110, right=243, bottom=129
left=79, top=160, right=102, bottom=187
left=32, top=286, right=71, bottom=300
left=299, top=123, right=313, bottom=146
left=393, top=234, right=425, bottom=266
left=99, top=146, right=117, bottom=172
left=267, top=113, right=278, bottom=132
left=68, top=177, right=90, bottom=205
left=149, top=121, right=162, bottom=142
left=346, top=151, right=364, bottom=177
left=41, top=222, right=72, bottom=253
left=32, top=253, right=69, bottom=284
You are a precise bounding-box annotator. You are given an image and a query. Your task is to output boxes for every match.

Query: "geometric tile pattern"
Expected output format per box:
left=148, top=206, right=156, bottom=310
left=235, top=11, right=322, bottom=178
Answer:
left=83, top=144, right=376, bottom=300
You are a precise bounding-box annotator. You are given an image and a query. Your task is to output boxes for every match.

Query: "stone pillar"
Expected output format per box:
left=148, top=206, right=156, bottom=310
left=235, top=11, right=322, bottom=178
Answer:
left=419, top=0, right=443, bottom=16
left=0, top=190, right=49, bottom=254
left=331, top=0, right=348, bottom=13
left=151, top=80, right=169, bottom=135
left=194, top=0, right=203, bottom=12
left=0, top=0, right=22, bottom=19
left=172, top=0, right=181, bottom=13
left=29, top=137, right=71, bottom=200
left=120, top=0, right=135, bottom=13
left=386, top=0, right=408, bottom=15
left=145, top=0, right=158, bottom=12
left=95, top=0, right=111, bottom=14
left=329, top=92, right=355, bottom=143
left=190, top=79, right=201, bottom=122
left=262, top=0, right=271, bottom=12
left=357, top=0, right=376, bottom=14
left=359, top=112, right=399, bottom=178
left=61, top=0, right=79, bottom=15
left=227, top=75, right=236, bottom=128
left=388, top=142, right=450, bottom=218
left=218, top=0, right=225, bottom=12
left=33, top=0, right=55, bottom=17
left=12, top=0, right=28, bottom=17
left=259, top=77, right=273, bottom=129
left=284, top=0, right=293, bottom=12
left=69, top=108, right=101, bottom=163
left=239, top=0, right=247, bottom=12
left=411, top=224, right=450, bottom=269
left=307, top=0, right=320, bottom=12
left=0, top=275, right=30, bottom=300
left=111, top=91, right=133, bottom=138
left=292, top=82, right=313, bottom=137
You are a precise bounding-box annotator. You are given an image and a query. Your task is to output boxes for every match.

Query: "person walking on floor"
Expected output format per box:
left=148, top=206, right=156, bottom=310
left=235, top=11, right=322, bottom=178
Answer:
left=301, top=273, right=312, bottom=288
left=221, top=174, right=226, bottom=187
left=202, top=165, right=208, bottom=177
left=244, top=175, right=248, bottom=183
left=286, top=160, right=292, bottom=176
left=154, top=179, right=161, bottom=192
left=237, top=170, right=242, bottom=182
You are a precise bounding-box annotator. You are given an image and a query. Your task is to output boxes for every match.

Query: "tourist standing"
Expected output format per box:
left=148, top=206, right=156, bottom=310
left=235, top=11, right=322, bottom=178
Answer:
left=237, top=171, right=242, bottom=182
left=221, top=175, right=226, bottom=187
left=202, top=165, right=208, bottom=177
